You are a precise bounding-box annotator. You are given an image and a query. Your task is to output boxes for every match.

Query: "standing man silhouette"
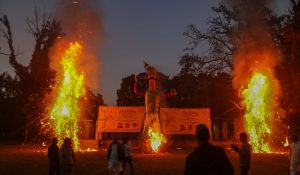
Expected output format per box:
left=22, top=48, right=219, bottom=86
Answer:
left=48, top=137, right=60, bottom=175
left=289, top=135, right=300, bottom=175
left=231, top=132, right=252, bottom=175
left=184, top=124, right=234, bottom=175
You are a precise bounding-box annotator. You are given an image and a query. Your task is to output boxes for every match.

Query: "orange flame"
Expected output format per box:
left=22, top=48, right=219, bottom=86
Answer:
left=148, top=127, right=166, bottom=153
left=242, top=72, right=272, bottom=152
left=49, top=42, right=85, bottom=150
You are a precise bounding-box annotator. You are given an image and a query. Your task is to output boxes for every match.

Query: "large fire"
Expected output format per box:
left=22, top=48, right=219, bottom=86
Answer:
left=148, top=127, right=166, bottom=153
left=242, top=72, right=272, bottom=152
left=49, top=42, right=85, bottom=150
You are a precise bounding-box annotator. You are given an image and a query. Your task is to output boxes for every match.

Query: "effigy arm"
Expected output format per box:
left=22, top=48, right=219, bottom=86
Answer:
left=163, top=88, right=176, bottom=97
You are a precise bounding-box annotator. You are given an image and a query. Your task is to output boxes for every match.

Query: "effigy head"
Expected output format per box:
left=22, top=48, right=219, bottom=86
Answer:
left=144, top=62, right=157, bottom=80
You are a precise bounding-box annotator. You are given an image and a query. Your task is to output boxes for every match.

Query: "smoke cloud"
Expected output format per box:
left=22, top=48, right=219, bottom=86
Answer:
left=230, top=0, right=280, bottom=93
left=230, top=0, right=286, bottom=151
left=53, top=0, right=103, bottom=91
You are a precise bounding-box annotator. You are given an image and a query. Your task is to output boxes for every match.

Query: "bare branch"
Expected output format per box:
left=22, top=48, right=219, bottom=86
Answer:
left=0, top=46, right=9, bottom=55
left=182, top=1, right=278, bottom=75
left=0, top=14, right=28, bottom=77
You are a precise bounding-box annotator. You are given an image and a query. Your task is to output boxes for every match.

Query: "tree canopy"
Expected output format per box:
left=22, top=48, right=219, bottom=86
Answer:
left=183, top=1, right=285, bottom=74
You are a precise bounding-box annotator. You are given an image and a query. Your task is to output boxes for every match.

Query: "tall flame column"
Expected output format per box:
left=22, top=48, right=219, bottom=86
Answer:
left=242, top=72, right=272, bottom=152
left=50, top=42, right=85, bottom=150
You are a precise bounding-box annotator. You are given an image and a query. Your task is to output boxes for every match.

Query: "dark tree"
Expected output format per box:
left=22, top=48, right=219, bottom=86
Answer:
left=116, top=74, right=145, bottom=106
left=80, top=88, right=105, bottom=121
left=0, top=73, right=18, bottom=100
left=0, top=10, right=64, bottom=141
left=277, top=0, right=300, bottom=132
left=77, top=88, right=105, bottom=139
left=183, top=1, right=285, bottom=74
left=167, top=73, right=209, bottom=108
left=208, top=73, right=239, bottom=121
left=0, top=73, right=20, bottom=141
left=178, top=54, right=204, bottom=76
left=168, top=69, right=238, bottom=112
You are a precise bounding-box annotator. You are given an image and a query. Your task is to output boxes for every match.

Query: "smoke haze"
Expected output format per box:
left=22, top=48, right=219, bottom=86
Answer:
left=53, top=0, right=103, bottom=91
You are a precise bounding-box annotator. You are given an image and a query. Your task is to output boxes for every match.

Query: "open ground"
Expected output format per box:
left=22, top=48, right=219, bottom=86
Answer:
left=0, top=144, right=290, bottom=175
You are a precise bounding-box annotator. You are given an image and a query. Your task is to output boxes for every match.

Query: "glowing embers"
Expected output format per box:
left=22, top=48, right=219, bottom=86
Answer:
left=242, top=72, right=272, bottom=153
left=148, top=127, right=166, bottom=153
left=50, top=42, right=85, bottom=150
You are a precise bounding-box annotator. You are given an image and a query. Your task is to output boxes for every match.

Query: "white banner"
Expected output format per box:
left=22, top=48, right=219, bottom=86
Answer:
left=160, top=108, right=211, bottom=135
left=97, top=106, right=145, bottom=132
left=97, top=106, right=210, bottom=135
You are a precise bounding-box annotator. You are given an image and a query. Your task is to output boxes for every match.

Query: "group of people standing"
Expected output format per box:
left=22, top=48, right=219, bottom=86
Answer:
left=48, top=136, right=134, bottom=175
left=48, top=138, right=76, bottom=175
left=47, top=125, right=299, bottom=175
left=107, top=137, right=135, bottom=175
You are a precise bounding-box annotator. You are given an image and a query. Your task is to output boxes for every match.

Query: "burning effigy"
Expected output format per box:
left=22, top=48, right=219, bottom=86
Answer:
left=134, top=62, right=176, bottom=153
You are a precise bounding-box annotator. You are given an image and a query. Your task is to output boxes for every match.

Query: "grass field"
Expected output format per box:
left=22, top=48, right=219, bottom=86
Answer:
left=0, top=144, right=290, bottom=175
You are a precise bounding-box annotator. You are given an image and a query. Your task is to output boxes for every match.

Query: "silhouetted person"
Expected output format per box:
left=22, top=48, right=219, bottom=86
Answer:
left=107, top=137, right=124, bottom=175
left=231, top=132, right=252, bottom=175
left=289, top=135, right=300, bottom=175
left=48, top=138, right=60, bottom=175
left=184, top=124, right=234, bottom=175
left=60, top=138, right=75, bottom=175
left=121, top=138, right=135, bottom=175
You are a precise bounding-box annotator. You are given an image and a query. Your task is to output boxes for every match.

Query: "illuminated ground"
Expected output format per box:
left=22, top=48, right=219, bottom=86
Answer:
left=0, top=144, right=289, bottom=175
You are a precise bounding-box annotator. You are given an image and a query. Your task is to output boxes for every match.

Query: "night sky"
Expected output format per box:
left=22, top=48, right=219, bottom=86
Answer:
left=0, top=0, right=289, bottom=105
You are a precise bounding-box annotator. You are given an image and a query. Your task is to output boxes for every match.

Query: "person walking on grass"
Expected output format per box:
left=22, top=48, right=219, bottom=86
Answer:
left=60, top=138, right=76, bottom=175
left=107, top=137, right=124, bottom=175
left=184, top=124, right=234, bottom=175
left=121, top=138, right=135, bottom=175
left=289, top=134, right=300, bottom=175
left=48, top=137, right=60, bottom=175
left=231, top=132, right=252, bottom=175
